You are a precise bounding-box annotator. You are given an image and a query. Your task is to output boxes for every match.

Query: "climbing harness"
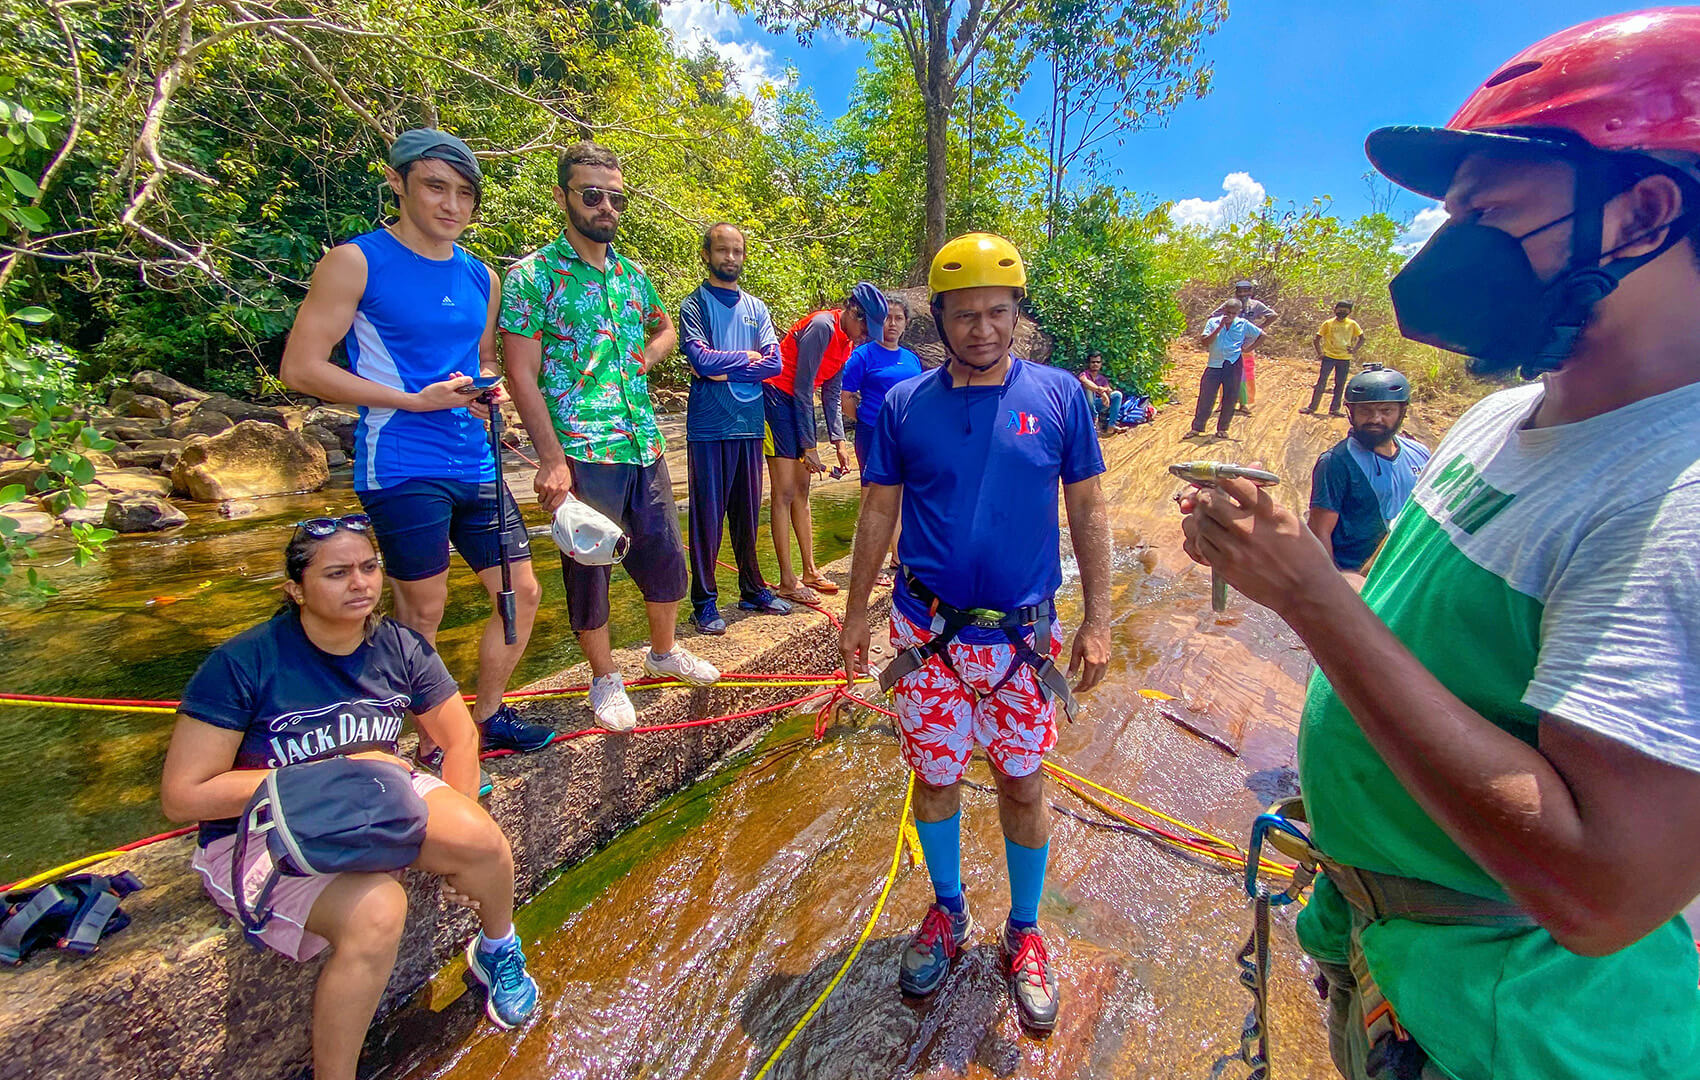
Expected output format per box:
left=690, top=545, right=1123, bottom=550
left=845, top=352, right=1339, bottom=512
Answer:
left=1168, top=462, right=1281, bottom=611
left=1236, top=796, right=1536, bottom=1079
left=876, top=570, right=1079, bottom=722
left=0, top=871, right=145, bottom=964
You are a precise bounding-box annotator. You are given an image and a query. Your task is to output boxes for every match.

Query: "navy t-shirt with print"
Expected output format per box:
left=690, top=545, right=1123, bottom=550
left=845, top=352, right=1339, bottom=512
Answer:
left=864, top=359, right=1105, bottom=643
left=178, top=612, right=460, bottom=845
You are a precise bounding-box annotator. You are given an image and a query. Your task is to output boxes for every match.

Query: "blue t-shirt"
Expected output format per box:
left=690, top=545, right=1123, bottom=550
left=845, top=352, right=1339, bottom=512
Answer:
left=1204, top=315, right=1262, bottom=368
left=343, top=229, right=496, bottom=492
left=842, top=342, right=924, bottom=430
left=680, top=283, right=781, bottom=441
left=865, top=359, right=1105, bottom=643
left=178, top=611, right=460, bottom=845
left=1310, top=434, right=1432, bottom=570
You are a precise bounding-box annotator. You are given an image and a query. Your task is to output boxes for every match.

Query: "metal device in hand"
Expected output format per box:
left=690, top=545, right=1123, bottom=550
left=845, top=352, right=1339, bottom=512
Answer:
left=1168, top=461, right=1281, bottom=612
left=482, top=389, right=518, bottom=646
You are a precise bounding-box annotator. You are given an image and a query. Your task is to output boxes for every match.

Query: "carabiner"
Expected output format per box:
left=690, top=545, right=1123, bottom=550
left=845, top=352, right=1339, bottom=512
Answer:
left=1246, top=811, right=1313, bottom=906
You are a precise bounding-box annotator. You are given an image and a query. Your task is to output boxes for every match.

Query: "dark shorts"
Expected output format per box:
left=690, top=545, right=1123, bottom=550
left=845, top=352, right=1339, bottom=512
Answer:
left=357, top=477, right=530, bottom=582
left=561, top=456, right=688, bottom=632
left=853, top=424, right=874, bottom=482
left=762, top=383, right=804, bottom=460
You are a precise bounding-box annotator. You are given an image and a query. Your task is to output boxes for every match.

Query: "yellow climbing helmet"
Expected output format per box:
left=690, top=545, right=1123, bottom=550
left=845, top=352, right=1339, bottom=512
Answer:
left=928, top=232, right=1027, bottom=296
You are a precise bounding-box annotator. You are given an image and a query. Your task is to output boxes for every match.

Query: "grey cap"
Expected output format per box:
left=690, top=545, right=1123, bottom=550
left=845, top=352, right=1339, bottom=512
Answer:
left=389, top=129, right=481, bottom=181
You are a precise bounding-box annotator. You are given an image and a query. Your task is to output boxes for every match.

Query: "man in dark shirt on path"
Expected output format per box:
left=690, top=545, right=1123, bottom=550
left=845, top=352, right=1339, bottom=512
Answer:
left=1307, top=365, right=1430, bottom=577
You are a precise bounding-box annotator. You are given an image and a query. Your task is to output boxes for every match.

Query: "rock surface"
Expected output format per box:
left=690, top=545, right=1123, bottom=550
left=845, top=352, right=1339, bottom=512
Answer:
left=130, top=370, right=208, bottom=406
left=0, top=569, right=884, bottom=1080
left=303, top=405, right=359, bottom=453
left=196, top=393, right=286, bottom=428
left=168, top=409, right=234, bottom=440
left=0, top=510, right=55, bottom=538
left=101, top=493, right=187, bottom=532
left=92, top=470, right=173, bottom=498
left=171, top=420, right=329, bottom=501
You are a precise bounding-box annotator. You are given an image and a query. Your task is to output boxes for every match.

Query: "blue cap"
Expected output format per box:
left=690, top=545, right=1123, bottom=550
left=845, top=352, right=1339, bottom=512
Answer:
left=850, top=281, right=888, bottom=328
left=388, top=129, right=481, bottom=183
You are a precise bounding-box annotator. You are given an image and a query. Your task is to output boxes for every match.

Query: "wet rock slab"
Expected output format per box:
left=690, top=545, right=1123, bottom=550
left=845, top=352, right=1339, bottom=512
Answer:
left=0, top=557, right=885, bottom=1080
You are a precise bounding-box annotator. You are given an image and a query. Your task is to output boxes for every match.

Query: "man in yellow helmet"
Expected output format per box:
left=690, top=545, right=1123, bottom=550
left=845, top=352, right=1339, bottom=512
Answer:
left=840, top=232, right=1113, bottom=1034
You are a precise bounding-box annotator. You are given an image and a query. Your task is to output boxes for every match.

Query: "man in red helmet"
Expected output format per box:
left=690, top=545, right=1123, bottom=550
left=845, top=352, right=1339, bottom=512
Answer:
left=1179, top=10, right=1700, bottom=1079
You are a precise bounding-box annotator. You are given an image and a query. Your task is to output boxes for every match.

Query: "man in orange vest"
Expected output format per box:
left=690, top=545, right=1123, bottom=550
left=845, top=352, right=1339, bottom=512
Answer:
left=762, top=282, right=886, bottom=602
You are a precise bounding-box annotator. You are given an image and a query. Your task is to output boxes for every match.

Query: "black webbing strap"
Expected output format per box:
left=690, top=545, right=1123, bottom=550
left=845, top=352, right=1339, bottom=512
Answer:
left=0, top=870, right=145, bottom=963
left=877, top=571, right=1079, bottom=721
left=0, top=885, right=73, bottom=965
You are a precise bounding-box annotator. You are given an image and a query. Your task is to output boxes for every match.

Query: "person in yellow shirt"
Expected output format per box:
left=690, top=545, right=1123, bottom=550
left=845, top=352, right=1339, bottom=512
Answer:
left=1303, top=300, right=1365, bottom=416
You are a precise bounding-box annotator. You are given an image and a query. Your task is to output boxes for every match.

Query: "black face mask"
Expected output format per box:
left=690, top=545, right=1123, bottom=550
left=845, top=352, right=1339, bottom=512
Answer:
left=1390, top=187, right=1697, bottom=379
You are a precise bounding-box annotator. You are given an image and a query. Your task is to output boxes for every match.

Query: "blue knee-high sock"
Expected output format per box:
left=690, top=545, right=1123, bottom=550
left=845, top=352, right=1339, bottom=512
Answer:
left=914, top=810, right=964, bottom=913
left=1004, top=836, right=1049, bottom=929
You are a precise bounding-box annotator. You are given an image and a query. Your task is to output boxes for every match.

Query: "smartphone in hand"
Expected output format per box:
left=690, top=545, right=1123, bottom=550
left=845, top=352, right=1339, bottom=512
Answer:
left=459, top=374, right=502, bottom=394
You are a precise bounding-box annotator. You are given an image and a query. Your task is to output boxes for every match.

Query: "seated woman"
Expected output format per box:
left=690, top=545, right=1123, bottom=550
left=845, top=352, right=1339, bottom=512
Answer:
left=160, top=515, right=539, bottom=1080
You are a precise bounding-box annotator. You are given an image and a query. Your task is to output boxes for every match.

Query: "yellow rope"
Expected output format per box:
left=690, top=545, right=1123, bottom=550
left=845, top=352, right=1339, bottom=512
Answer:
left=5, top=850, right=124, bottom=893
left=1043, top=760, right=1245, bottom=853
left=751, top=773, right=913, bottom=1080
left=0, top=676, right=879, bottom=715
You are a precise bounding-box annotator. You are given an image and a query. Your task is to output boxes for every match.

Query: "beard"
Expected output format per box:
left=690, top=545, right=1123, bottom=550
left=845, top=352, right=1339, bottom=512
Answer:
left=713, top=261, right=742, bottom=282
left=1349, top=419, right=1401, bottom=448
left=569, top=203, right=618, bottom=244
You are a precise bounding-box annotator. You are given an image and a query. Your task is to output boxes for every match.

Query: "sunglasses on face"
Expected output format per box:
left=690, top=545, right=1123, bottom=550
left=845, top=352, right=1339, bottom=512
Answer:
left=570, top=186, right=628, bottom=212
left=294, top=514, right=373, bottom=538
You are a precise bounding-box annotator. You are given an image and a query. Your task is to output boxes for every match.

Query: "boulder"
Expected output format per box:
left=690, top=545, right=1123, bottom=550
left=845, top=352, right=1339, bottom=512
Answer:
left=83, top=450, right=118, bottom=472
left=113, top=449, right=168, bottom=471
left=101, top=421, right=159, bottom=445
left=0, top=458, right=47, bottom=490
left=101, top=493, right=187, bottom=532
left=324, top=448, right=347, bottom=469
left=124, top=394, right=173, bottom=423
left=169, top=409, right=235, bottom=440
left=130, top=369, right=208, bottom=406
left=195, top=394, right=286, bottom=428
left=1, top=509, right=58, bottom=538
left=171, top=400, right=197, bottom=418
left=92, top=470, right=174, bottom=498
left=300, top=423, right=341, bottom=456
left=171, top=420, right=329, bottom=501
left=303, top=406, right=359, bottom=453
left=277, top=406, right=308, bottom=432
left=58, top=503, right=108, bottom=528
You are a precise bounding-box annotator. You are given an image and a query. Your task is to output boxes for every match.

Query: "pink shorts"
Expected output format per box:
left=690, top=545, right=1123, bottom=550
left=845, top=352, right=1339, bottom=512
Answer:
left=192, top=771, right=446, bottom=961
left=889, top=607, right=1063, bottom=786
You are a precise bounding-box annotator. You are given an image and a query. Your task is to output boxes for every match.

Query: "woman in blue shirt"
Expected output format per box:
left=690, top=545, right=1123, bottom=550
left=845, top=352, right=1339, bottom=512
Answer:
left=842, top=293, right=923, bottom=586
left=160, top=517, right=538, bottom=1080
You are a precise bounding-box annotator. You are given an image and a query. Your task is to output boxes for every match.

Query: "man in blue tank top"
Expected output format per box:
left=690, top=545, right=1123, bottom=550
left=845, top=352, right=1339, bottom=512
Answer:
left=281, top=129, right=555, bottom=764
left=679, top=224, right=794, bottom=635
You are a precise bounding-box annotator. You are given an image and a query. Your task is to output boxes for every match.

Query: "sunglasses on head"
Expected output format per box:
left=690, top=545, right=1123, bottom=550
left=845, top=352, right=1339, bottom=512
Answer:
left=294, top=514, right=373, bottom=538
left=570, top=186, right=628, bottom=212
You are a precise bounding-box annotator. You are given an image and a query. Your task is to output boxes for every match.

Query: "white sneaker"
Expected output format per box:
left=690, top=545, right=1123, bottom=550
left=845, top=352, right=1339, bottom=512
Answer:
left=642, top=645, right=721, bottom=687
left=588, top=673, right=637, bottom=732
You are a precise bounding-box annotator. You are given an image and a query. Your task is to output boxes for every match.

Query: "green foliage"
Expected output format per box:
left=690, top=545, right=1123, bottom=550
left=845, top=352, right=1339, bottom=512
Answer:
left=1028, top=189, right=1183, bottom=399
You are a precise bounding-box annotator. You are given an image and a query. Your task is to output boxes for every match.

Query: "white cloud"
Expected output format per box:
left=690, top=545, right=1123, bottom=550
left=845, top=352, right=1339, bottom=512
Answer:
left=662, top=0, right=783, bottom=102
left=1396, top=203, right=1447, bottom=255
left=1168, top=172, right=1266, bottom=232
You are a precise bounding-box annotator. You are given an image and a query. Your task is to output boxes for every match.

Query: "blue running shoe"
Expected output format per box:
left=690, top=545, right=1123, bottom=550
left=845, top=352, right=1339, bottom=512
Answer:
left=465, top=934, right=540, bottom=1030
left=481, top=705, right=556, bottom=753
left=739, top=588, right=793, bottom=616
left=898, top=896, right=972, bottom=998
left=692, top=604, right=728, bottom=635
left=411, top=745, right=493, bottom=799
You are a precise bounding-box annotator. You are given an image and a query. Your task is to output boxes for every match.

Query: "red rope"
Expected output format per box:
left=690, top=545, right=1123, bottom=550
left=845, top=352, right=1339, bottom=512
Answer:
left=0, top=691, right=181, bottom=708
left=113, top=826, right=196, bottom=852
left=479, top=687, right=837, bottom=760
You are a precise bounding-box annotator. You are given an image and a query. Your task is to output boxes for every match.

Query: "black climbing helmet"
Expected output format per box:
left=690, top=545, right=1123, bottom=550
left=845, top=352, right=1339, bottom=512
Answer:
left=1344, top=363, right=1410, bottom=404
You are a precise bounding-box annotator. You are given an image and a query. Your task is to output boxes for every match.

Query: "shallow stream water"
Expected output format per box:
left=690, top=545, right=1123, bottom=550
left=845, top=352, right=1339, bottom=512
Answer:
left=377, top=528, right=1334, bottom=1080
left=0, top=459, right=863, bottom=881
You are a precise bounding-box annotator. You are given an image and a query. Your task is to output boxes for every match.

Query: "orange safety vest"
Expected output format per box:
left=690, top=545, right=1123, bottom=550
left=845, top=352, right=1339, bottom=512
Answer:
left=767, top=309, right=851, bottom=395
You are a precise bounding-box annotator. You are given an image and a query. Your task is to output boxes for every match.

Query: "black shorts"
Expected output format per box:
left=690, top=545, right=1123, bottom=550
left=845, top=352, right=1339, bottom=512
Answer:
left=561, top=456, right=688, bottom=632
left=762, top=383, right=804, bottom=460
left=356, top=477, right=530, bottom=582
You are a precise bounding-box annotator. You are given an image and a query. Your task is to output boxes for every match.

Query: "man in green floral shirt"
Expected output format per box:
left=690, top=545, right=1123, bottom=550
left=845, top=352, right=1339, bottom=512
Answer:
left=502, top=141, right=721, bottom=731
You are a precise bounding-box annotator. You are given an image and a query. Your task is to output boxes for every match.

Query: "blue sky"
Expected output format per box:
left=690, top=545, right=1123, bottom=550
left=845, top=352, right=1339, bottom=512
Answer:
left=662, top=0, right=1641, bottom=241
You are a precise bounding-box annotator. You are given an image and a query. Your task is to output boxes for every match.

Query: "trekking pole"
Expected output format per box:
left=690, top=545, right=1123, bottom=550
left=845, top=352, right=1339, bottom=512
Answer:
left=1168, top=461, right=1281, bottom=613
left=484, top=390, right=517, bottom=646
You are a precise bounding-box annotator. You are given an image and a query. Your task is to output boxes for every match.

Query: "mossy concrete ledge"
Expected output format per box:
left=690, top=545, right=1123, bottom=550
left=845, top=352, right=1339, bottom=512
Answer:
left=0, top=556, right=888, bottom=1080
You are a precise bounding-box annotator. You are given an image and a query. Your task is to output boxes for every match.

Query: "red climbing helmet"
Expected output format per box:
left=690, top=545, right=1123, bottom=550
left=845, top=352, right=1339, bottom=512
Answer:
left=1368, top=7, right=1700, bottom=197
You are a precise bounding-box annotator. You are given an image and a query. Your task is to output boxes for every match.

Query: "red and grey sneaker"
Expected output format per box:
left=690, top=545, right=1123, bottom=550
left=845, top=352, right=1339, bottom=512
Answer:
left=1001, top=922, right=1060, bottom=1035
left=898, top=897, right=973, bottom=999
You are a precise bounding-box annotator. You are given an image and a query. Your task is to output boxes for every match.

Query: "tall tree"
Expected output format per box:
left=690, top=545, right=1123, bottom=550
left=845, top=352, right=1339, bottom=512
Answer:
left=743, top=0, right=1221, bottom=261
left=1037, top=0, right=1224, bottom=237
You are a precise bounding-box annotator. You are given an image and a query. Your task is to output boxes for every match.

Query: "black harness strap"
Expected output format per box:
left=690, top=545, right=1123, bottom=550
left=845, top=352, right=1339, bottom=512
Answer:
left=878, top=572, right=1079, bottom=722
left=0, top=870, right=144, bottom=964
